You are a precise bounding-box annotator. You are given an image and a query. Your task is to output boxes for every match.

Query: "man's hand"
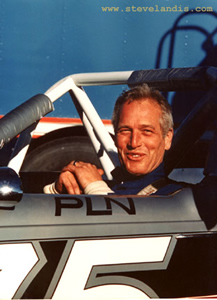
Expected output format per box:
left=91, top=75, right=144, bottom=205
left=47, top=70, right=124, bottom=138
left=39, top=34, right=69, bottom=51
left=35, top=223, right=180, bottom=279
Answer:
left=55, top=161, right=104, bottom=194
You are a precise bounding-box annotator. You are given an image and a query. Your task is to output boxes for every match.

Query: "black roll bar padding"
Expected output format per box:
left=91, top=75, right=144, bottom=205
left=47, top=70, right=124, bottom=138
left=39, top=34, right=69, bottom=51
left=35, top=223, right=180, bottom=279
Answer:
left=127, top=66, right=217, bottom=91
left=0, top=94, right=54, bottom=147
left=164, top=86, right=217, bottom=175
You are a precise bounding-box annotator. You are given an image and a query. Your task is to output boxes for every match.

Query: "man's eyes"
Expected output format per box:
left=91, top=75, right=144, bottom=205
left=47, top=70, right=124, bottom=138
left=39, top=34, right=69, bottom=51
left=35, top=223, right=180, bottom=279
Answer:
left=142, top=129, right=153, bottom=134
left=118, top=130, right=130, bottom=135
left=117, top=128, right=154, bottom=134
left=117, top=128, right=131, bottom=133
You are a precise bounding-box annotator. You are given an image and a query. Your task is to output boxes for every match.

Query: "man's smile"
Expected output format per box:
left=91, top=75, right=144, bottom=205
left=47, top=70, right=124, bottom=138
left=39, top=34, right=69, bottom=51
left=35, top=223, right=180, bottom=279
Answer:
left=126, top=152, right=146, bottom=161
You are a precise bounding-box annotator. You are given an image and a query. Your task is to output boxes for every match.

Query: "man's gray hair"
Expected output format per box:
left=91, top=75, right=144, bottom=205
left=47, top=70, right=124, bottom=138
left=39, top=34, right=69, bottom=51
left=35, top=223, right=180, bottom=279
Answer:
left=112, top=84, right=173, bottom=137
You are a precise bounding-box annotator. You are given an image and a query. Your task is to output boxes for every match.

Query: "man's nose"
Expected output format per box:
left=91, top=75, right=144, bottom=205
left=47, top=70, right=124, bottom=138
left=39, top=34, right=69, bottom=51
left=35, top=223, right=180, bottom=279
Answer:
left=128, top=131, right=142, bottom=148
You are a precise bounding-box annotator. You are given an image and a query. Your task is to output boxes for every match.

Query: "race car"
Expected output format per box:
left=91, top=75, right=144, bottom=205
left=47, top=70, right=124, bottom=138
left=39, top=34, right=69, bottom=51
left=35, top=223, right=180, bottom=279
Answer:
left=0, top=66, right=217, bottom=299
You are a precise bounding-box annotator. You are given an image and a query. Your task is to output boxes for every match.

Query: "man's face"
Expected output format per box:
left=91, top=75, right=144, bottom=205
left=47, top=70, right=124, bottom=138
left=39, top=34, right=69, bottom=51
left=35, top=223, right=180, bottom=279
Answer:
left=115, top=98, right=173, bottom=176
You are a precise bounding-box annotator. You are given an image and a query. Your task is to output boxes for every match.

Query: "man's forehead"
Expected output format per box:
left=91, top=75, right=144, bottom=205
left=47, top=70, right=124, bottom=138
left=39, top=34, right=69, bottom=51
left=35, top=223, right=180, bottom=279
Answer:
left=121, top=98, right=162, bottom=114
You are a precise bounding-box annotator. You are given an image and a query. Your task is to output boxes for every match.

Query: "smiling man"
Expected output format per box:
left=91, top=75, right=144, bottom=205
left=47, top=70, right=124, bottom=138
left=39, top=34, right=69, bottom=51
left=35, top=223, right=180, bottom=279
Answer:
left=113, top=94, right=173, bottom=177
left=44, top=84, right=184, bottom=195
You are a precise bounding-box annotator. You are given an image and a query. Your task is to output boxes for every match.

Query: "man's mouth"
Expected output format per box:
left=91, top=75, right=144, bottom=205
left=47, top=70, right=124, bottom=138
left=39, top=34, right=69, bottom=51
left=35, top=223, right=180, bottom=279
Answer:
left=127, top=153, right=145, bottom=160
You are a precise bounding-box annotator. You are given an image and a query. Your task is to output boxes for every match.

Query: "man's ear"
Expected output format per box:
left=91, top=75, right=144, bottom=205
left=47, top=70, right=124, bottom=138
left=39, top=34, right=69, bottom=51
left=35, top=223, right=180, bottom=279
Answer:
left=164, top=128, right=174, bottom=150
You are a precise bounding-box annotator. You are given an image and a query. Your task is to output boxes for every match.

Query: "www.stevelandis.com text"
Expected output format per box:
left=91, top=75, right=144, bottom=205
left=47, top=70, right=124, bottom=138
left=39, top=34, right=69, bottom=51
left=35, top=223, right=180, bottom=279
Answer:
left=101, top=5, right=214, bottom=12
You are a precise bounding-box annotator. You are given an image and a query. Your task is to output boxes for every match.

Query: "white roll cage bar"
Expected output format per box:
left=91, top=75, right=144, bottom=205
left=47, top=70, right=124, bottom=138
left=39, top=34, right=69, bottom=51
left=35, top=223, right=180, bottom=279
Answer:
left=8, top=71, right=133, bottom=179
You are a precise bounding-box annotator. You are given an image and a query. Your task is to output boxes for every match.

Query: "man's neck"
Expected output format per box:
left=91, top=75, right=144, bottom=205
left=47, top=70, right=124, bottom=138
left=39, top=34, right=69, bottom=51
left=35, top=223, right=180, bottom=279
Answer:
left=111, top=163, right=165, bottom=183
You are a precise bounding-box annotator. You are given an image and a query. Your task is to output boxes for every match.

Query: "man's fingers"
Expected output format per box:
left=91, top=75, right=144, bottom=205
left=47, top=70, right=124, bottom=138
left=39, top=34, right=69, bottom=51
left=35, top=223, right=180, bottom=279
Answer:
left=56, top=171, right=81, bottom=194
left=64, top=173, right=81, bottom=194
left=62, top=161, right=104, bottom=176
left=62, top=161, right=77, bottom=172
left=58, top=161, right=104, bottom=193
left=97, top=169, right=104, bottom=176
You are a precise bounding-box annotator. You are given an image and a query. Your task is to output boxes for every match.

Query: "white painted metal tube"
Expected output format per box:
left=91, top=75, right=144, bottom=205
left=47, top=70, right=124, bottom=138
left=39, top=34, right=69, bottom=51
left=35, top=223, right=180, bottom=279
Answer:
left=9, top=71, right=133, bottom=176
left=45, top=71, right=133, bottom=101
left=45, top=72, right=133, bottom=178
